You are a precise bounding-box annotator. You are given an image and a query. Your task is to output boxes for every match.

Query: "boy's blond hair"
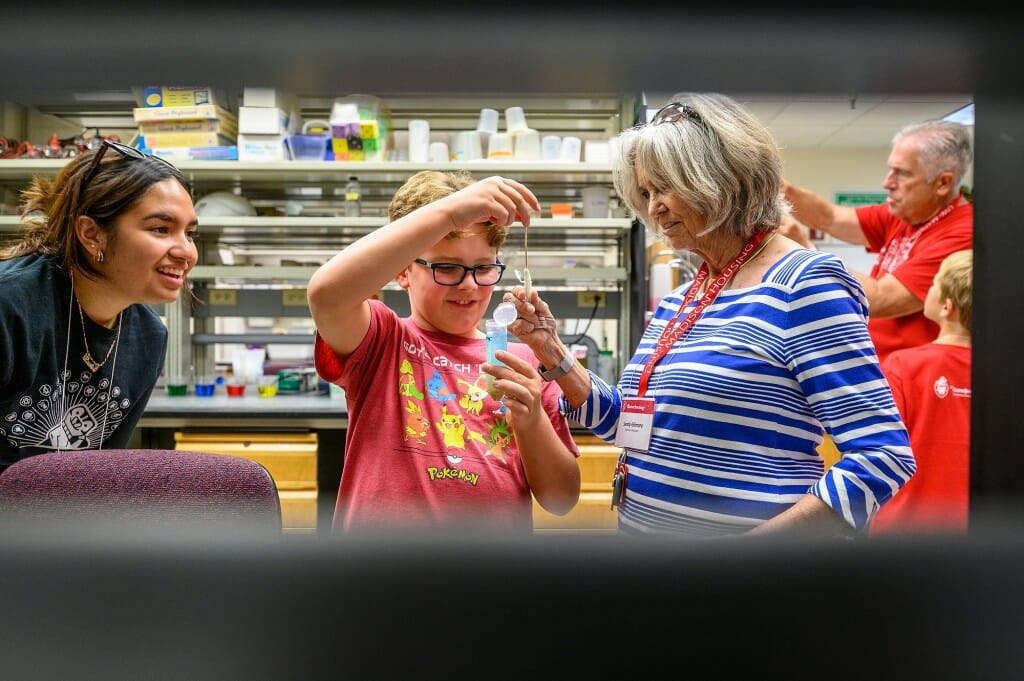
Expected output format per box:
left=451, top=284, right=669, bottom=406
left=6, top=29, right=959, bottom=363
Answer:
left=387, top=170, right=508, bottom=248
left=937, top=249, right=973, bottom=332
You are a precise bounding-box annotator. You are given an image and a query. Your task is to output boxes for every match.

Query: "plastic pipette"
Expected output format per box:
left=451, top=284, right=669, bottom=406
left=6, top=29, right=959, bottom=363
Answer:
left=523, top=226, right=531, bottom=297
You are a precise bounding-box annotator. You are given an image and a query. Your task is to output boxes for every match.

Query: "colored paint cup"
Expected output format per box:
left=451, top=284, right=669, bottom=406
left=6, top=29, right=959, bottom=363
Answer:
left=194, top=375, right=216, bottom=397
left=257, top=376, right=278, bottom=398
left=166, top=376, right=187, bottom=396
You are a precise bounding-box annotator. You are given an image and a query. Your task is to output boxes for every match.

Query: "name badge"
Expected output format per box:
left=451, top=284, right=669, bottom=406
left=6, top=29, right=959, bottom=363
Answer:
left=613, top=397, right=655, bottom=451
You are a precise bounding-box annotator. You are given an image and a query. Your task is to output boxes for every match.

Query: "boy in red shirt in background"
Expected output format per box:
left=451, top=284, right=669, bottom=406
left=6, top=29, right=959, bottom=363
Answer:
left=870, top=249, right=972, bottom=534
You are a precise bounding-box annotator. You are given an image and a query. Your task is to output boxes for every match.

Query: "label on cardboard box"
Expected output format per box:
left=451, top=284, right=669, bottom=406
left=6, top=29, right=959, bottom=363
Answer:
left=238, top=133, right=288, bottom=162
left=137, top=119, right=238, bottom=136
left=133, top=105, right=236, bottom=123
left=143, top=86, right=222, bottom=108
left=140, top=131, right=236, bottom=148
left=146, top=146, right=239, bottom=161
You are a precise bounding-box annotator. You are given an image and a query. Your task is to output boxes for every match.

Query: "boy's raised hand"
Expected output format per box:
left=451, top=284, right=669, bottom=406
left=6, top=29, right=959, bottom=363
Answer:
left=439, top=176, right=540, bottom=230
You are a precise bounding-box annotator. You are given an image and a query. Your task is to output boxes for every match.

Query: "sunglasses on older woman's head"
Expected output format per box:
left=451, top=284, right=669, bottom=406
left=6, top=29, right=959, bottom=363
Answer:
left=650, top=102, right=705, bottom=127
left=80, top=139, right=177, bottom=193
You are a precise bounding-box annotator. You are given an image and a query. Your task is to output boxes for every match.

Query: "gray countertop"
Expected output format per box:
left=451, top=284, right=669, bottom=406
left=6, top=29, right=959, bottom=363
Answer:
left=141, top=392, right=348, bottom=430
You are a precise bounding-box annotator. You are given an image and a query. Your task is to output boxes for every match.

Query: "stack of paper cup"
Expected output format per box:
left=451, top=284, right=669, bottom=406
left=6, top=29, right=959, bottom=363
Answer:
left=513, top=129, right=540, bottom=160
left=505, top=106, right=529, bottom=134
left=541, top=135, right=561, bottom=161
left=559, top=136, right=582, bottom=162
left=408, top=119, right=430, bottom=163
left=477, top=108, right=499, bottom=144
left=453, top=130, right=483, bottom=161
left=487, top=132, right=513, bottom=159
left=429, top=141, right=450, bottom=163
left=584, top=140, right=610, bottom=163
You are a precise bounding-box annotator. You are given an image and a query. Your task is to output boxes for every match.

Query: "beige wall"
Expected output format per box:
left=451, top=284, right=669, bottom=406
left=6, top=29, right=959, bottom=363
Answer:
left=780, top=147, right=890, bottom=272
left=781, top=147, right=891, bottom=199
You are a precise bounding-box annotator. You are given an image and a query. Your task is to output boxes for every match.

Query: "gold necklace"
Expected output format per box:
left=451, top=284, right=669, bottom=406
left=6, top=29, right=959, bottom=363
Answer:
left=78, top=300, right=120, bottom=372
left=740, top=231, right=777, bottom=269
left=701, top=231, right=778, bottom=293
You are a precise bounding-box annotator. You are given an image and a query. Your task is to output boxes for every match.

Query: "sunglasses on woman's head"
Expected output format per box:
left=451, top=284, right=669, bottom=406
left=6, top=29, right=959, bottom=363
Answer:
left=80, top=139, right=177, bottom=192
left=650, top=102, right=704, bottom=127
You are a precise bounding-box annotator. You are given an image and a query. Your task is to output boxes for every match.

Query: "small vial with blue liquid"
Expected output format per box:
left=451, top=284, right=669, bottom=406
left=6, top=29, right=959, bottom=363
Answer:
left=485, top=302, right=517, bottom=400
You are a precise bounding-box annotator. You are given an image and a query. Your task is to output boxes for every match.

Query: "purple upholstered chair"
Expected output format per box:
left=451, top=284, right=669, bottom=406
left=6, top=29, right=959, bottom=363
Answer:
left=0, top=449, right=282, bottom=536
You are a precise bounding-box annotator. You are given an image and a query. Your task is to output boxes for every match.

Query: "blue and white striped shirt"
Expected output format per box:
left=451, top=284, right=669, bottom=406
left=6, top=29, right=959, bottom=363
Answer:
left=563, top=249, right=915, bottom=537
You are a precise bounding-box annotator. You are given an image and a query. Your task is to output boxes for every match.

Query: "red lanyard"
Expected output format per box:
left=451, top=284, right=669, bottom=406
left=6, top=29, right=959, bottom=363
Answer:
left=637, top=231, right=769, bottom=397
left=877, top=197, right=960, bottom=274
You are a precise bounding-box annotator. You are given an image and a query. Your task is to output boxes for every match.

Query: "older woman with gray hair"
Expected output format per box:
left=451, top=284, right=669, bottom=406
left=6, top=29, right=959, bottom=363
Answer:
left=502, top=92, right=916, bottom=538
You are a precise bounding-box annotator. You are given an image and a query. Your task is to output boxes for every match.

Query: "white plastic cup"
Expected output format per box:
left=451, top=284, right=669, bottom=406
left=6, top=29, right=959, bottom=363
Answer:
left=513, top=129, right=540, bottom=160
left=505, top=106, right=528, bottom=134
left=486, top=132, right=513, bottom=159
left=408, top=119, right=430, bottom=163
left=584, top=140, right=610, bottom=163
left=476, top=108, right=499, bottom=136
left=232, top=347, right=266, bottom=384
left=453, top=130, right=483, bottom=161
left=429, top=141, right=449, bottom=163
left=559, top=136, right=582, bottom=162
left=541, top=135, right=562, bottom=161
left=582, top=186, right=610, bottom=218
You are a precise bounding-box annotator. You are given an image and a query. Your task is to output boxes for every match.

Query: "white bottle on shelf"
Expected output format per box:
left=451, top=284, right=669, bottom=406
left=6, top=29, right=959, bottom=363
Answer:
left=344, top=176, right=362, bottom=217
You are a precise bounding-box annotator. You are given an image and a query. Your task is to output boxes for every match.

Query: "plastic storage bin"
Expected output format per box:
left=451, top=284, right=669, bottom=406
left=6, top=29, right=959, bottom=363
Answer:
left=288, top=120, right=331, bottom=161
left=288, top=135, right=328, bottom=160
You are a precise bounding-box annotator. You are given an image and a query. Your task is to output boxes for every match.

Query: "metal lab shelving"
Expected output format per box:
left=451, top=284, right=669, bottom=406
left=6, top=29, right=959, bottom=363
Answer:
left=0, top=94, right=647, bottom=379
left=0, top=159, right=644, bottom=381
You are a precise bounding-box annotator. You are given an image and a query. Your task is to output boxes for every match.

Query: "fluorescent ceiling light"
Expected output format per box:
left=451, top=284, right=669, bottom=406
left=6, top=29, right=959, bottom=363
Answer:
left=943, top=103, right=974, bottom=125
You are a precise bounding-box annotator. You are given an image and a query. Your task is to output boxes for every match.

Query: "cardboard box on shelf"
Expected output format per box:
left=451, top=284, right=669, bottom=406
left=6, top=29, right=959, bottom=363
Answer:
left=133, top=105, right=236, bottom=124
left=238, top=106, right=292, bottom=135
left=242, top=87, right=296, bottom=110
left=142, top=86, right=226, bottom=109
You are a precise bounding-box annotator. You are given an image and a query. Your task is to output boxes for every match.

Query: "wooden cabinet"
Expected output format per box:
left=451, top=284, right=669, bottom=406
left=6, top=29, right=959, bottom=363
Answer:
left=533, top=433, right=619, bottom=534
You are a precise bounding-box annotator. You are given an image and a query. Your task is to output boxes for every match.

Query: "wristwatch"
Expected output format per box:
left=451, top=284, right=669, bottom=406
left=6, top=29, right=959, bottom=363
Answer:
left=539, top=347, right=574, bottom=381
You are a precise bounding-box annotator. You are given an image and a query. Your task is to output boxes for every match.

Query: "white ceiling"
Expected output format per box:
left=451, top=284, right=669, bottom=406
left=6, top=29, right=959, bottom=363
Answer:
left=649, top=93, right=974, bottom=150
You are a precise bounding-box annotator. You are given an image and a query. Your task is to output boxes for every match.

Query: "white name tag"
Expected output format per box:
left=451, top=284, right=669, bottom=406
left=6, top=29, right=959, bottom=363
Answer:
left=613, top=397, right=655, bottom=451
